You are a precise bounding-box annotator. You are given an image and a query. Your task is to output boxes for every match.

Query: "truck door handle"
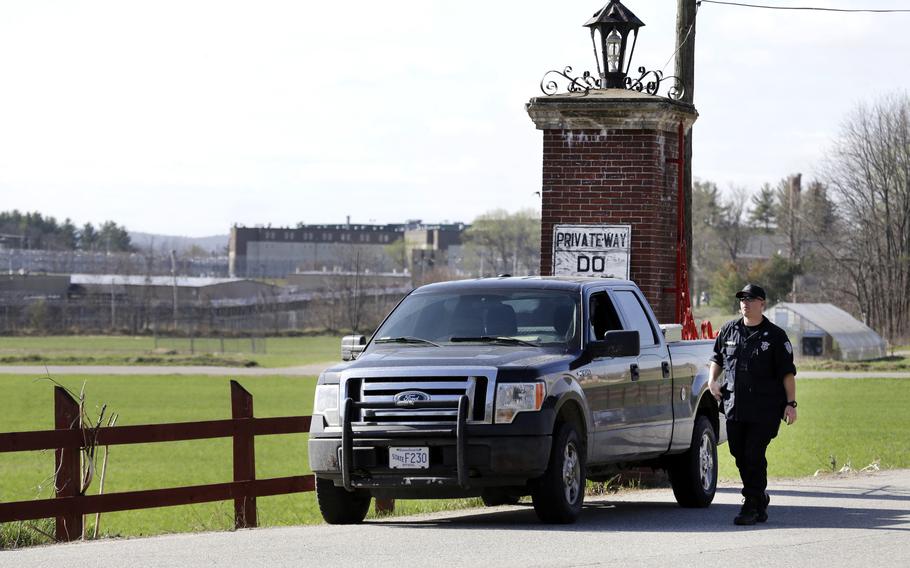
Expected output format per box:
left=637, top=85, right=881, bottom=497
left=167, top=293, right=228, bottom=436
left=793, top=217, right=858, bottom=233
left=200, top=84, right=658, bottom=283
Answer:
left=662, top=361, right=671, bottom=378
left=630, top=363, right=640, bottom=381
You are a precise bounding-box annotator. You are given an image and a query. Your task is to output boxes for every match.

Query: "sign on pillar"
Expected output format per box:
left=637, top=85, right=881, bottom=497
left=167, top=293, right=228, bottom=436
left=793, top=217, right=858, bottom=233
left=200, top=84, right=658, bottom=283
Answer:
left=552, top=224, right=631, bottom=278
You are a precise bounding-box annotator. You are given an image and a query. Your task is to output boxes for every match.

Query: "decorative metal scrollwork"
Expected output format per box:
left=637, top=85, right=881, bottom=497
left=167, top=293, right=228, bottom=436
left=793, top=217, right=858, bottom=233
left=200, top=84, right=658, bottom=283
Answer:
left=624, top=67, right=685, bottom=101
left=540, top=66, right=602, bottom=96
left=539, top=65, right=685, bottom=101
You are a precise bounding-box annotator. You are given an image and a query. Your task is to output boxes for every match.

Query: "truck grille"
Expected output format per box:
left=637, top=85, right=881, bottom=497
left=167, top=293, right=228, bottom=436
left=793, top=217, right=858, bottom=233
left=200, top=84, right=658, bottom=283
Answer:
left=345, top=376, right=492, bottom=425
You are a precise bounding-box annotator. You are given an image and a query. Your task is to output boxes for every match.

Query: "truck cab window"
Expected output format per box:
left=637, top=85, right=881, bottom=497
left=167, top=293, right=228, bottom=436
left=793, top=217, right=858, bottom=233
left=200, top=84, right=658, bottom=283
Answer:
left=613, top=290, right=657, bottom=347
left=589, top=293, right=622, bottom=340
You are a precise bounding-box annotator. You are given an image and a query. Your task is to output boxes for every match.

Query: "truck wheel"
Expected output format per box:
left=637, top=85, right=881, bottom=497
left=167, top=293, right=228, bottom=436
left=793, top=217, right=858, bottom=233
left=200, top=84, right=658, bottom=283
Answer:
left=481, top=488, right=521, bottom=507
left=315, top=476, right=372, bottom=524
left=669, top=415, right=717, bottom=508
left=531, top=422, right=586, bottom=523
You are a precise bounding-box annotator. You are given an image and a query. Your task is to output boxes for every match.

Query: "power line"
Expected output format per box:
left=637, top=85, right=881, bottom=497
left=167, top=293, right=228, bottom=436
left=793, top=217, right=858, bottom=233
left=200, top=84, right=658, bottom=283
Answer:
left=700, top=0, right=910, bottom=13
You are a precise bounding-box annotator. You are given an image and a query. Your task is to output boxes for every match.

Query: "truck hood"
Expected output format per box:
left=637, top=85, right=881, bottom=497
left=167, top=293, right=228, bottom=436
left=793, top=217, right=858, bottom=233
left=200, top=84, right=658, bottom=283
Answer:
left=324, top=345, right=578, bottom=376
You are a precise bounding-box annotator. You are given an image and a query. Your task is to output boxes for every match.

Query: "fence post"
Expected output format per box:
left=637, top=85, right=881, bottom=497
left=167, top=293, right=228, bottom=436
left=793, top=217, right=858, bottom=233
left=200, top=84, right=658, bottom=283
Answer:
left=54, top=387, right=82, bottom=541
left=375, top=498, right=395, bottom=515
left=231, top=380, right=256, bottom=528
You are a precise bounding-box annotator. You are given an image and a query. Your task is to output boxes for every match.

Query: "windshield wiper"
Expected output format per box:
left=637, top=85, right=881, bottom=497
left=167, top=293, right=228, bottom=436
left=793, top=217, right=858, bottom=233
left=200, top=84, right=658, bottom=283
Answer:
left=374, top=336, right=440, bottom=347
left=450, top=336, right=537, bottom=347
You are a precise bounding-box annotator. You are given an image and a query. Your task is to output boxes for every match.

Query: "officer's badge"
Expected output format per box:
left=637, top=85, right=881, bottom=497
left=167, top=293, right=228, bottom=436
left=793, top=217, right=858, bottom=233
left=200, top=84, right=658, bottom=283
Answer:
left=761, top=341, right=770, bottom=351
left=785, top=342, right=792, bottom=354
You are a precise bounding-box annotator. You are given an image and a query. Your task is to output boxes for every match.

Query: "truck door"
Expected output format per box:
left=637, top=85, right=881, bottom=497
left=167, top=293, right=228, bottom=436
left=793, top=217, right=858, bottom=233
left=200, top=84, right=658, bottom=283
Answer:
left=611, top=289, right=674, bottom=456
left=586, top=291, right=639, bottom=461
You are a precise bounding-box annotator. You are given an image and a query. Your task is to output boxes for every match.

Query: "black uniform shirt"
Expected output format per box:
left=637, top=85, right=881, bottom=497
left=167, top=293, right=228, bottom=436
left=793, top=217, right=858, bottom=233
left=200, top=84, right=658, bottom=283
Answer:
left=710, top=316, right=797, bottom=423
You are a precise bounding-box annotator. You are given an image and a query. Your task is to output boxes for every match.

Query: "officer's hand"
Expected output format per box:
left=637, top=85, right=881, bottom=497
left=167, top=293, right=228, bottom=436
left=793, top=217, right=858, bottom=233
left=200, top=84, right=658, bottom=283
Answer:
left=708, top=380, right=722, bottom=401
left=783, top=406, right=798, bottom=426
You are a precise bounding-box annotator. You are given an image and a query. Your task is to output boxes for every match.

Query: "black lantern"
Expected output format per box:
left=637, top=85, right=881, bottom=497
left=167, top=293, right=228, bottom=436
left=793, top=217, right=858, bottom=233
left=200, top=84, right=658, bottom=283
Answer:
left=584, top=1, right=645, bottom=89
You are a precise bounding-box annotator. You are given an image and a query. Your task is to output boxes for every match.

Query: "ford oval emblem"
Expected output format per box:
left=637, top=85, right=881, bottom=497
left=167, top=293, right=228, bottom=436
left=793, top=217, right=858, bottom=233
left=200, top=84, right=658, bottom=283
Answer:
left=395, top=390, right=431, bottom=405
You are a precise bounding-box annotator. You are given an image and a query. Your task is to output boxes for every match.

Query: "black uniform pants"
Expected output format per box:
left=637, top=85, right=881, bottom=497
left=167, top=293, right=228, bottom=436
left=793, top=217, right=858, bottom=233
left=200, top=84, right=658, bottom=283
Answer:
left=726, top=419, right=780, bottom=500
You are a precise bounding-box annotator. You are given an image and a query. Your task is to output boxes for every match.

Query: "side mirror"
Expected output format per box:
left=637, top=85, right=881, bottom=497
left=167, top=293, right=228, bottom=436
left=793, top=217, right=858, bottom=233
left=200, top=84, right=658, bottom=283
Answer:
left=587, top=330, right=640, bottom=359
left=341, top=335, right=366, bottom=361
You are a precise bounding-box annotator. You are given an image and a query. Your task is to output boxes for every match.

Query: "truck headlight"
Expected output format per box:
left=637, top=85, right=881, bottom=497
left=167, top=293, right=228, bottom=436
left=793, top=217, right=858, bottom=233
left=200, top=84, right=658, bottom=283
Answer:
left=313, top=384, right=340, bottom=426
left=495, top=382, right=545, bottom=424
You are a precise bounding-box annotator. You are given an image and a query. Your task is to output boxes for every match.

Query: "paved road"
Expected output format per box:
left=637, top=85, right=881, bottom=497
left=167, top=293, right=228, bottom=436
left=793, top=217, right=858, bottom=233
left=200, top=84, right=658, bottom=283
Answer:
left=3, top=470, right=908, bottom=568
left=0, top=364, right=908, bottom=379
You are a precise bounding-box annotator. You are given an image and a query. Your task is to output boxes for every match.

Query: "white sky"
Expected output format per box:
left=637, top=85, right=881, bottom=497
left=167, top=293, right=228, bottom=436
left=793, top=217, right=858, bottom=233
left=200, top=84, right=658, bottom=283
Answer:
left=1, top=0, right=908, bottom=237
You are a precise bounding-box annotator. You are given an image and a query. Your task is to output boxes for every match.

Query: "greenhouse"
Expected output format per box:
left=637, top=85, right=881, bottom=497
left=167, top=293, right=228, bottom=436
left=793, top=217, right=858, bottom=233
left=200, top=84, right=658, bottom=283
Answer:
left=764, top=303, right=887, bottom=361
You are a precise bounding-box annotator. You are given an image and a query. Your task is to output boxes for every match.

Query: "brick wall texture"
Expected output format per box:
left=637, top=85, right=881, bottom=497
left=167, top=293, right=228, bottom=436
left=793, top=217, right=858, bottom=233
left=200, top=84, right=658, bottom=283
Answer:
left=540, top=128, right=680, bottom=323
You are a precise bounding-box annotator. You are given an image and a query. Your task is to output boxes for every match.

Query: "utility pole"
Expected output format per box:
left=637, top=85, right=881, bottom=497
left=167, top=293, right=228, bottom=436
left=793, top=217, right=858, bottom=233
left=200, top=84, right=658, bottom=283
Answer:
left=676, top=0, right=698, bottom=296
left=788, top=174, right=802, bottom=302
left=110, top=277, right=116, bottom=331
left=170, top=249, right=178, bottom=332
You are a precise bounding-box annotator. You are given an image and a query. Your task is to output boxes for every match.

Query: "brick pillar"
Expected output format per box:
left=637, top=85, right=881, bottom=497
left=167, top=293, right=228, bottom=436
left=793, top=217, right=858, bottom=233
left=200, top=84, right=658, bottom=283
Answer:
left=526, top=90, right=697, bottom=323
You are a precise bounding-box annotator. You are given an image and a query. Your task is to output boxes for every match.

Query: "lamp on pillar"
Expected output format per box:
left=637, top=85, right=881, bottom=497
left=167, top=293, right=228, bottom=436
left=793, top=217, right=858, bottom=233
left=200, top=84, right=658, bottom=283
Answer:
left=527, top=1, right=700, bottom=328
left=540, top=1, right=683, bottom=100
left=585, top=1, right=644, bottom=88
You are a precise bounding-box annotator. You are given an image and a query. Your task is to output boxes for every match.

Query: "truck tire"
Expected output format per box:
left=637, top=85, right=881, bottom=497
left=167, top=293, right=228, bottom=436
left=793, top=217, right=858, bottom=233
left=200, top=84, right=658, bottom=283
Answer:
left=531, top=422, right=586, bottom=523
left=481, top=488, right=521, bottom=507
left=315, top=476, right=372, bottom=524
left=669, top=415, right=717, bottom=508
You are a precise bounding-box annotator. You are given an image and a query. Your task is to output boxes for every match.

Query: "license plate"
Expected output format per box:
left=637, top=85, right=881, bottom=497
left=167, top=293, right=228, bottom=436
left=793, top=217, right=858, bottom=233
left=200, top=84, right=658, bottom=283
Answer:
left=389, top=447, right=429, bottom=469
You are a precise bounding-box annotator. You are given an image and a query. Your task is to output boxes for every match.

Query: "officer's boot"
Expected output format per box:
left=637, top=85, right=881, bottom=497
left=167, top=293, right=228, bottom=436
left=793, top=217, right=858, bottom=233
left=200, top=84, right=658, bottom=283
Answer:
left=756, top=492, right=770, bottom=523
left=734, top=497, right=760, bottom=525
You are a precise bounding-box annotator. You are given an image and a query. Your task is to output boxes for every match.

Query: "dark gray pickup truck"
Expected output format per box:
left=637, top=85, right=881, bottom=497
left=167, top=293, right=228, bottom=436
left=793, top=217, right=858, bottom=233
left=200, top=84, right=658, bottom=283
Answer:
left=309, top=276, right=724, bottom=524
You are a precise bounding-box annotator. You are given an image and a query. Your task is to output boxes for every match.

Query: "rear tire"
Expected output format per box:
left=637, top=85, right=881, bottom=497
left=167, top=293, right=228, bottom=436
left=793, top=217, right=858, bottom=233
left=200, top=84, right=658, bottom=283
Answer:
left=531, top=422, right=586, bottom=523
left=315, top=476, right=372, bottom=524
left=669, top=415, right=717, bottom=508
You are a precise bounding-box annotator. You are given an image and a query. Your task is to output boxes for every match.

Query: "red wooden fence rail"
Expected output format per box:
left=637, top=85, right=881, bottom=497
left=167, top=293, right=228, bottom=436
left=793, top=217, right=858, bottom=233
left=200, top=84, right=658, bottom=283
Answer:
left=0, top=380, right=314, bottom=541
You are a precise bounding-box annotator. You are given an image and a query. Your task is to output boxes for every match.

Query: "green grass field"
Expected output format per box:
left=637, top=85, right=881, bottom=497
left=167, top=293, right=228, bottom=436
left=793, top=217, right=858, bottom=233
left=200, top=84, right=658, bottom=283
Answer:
left=718, top=379, right=910, bottom=478
left=0, top=373, right=321, bottom=542
left=0, top=335, right=342, bottom=368
left=1, top=375, right=908, bottom=546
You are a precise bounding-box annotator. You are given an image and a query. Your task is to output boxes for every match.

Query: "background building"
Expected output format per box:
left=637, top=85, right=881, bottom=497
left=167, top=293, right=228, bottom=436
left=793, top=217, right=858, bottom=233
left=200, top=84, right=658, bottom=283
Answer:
left=765, top=303, right=887, bottom=361
left=229, top=222, right=466, bottom=278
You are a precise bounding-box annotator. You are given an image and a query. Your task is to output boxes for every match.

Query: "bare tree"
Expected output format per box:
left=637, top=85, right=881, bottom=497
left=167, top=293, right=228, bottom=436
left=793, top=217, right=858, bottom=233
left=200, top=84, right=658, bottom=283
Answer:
left=821, top=93, right=910, bottom=343
left=715, top=186, right=749, bottom=263
left=463, top=209, right=540, bottom=276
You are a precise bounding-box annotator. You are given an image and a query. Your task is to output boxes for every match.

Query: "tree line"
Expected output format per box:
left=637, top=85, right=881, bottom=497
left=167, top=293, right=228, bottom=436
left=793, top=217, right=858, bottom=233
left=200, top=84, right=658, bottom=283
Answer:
left=694, top=93, right=909, bottom=343
left=0, top=211, right=134, bottom=252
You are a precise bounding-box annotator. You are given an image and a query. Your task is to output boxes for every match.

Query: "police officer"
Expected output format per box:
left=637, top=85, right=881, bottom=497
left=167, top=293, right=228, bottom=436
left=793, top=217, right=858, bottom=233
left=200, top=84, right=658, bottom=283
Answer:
left=708, top=283, right=797, bottom=525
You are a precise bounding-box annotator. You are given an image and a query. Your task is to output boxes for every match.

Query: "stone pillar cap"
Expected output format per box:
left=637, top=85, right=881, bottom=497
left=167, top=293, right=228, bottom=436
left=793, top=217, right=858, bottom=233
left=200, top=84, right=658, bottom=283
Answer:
left=526, top=89, right=697, bottom=132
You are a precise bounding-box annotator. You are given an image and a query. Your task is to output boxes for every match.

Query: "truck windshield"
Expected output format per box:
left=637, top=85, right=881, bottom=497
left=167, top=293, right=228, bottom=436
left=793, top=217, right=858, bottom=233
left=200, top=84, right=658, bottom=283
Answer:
left=373, top=289, right=579, bottom=348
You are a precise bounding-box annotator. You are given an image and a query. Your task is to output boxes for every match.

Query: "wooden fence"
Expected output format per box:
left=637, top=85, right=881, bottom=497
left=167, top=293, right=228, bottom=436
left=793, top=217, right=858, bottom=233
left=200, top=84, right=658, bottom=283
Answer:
left=0, top=381, right=314, bottom=541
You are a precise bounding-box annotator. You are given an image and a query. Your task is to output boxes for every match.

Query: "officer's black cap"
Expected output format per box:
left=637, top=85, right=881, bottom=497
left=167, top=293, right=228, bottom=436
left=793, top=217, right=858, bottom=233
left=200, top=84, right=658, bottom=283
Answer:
left=735, top=283, right=766, bottom=300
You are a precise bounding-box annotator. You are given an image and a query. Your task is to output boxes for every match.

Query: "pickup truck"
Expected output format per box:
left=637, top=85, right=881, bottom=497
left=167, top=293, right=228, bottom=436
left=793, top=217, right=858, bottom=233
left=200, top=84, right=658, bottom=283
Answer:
left=308, top=276, right=724, bottom=524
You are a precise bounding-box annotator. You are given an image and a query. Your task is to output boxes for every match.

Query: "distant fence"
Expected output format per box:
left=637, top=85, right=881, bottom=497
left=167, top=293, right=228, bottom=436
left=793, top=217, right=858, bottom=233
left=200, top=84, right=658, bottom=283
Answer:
left=0, top=288, right=407, bottom=334
left=0, top=381, right=313, bottom=541
left=152, top=334, right=270, bottom=354
left=0, top=249, right=229, bottom=278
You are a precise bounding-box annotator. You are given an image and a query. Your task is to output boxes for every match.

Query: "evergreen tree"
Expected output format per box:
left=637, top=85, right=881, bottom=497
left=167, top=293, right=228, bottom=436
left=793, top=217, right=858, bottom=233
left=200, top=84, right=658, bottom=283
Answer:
left=79, top=223, right=98, bottom=251
left=749, top=184, right=776, bottom=231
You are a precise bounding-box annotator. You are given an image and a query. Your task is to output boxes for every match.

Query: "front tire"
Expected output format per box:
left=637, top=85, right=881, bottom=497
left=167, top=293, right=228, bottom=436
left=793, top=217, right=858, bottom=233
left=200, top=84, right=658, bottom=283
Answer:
left=669, top=415, right=717, bottom=508
left=315, top=476, right=372, bottom=524
left=531, top=422, right=586, bottom=523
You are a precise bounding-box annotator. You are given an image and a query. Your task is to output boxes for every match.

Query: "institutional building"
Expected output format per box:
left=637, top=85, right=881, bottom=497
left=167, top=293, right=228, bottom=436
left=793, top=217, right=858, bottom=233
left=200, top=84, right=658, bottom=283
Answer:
left=228, top=222, right=466, bottom=278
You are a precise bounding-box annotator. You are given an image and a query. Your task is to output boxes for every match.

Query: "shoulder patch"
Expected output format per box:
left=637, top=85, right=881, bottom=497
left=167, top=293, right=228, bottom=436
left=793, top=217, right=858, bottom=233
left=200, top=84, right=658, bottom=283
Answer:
left=784, top=342, right=792, bottom=354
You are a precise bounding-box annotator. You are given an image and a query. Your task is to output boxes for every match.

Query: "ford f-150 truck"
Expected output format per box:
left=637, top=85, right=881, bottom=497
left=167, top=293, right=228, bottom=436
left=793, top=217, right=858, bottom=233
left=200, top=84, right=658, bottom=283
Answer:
left=309, top=276, right=724, bottom=524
